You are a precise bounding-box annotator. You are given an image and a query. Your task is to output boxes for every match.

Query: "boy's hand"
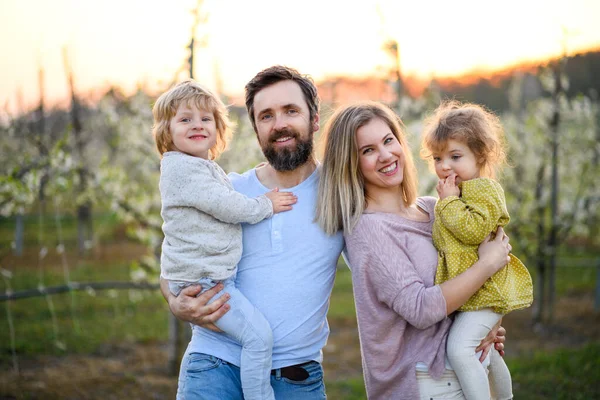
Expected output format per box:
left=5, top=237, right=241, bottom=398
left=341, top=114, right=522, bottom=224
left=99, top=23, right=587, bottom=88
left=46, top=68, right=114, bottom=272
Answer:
left=436, top=174, right=460, bottom=200
left=266, top=188, right=298, bottom=214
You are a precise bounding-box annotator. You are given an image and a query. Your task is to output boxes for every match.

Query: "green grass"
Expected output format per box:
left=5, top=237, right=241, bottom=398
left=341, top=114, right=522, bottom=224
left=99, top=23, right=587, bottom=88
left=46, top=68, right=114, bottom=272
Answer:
left=508, top=343, right=600, bottom=399
left=329, top=262, right=357, bottom=319
left=326, top=377, right=367, bottom=399
left=0, top=260, right=167, bottom=361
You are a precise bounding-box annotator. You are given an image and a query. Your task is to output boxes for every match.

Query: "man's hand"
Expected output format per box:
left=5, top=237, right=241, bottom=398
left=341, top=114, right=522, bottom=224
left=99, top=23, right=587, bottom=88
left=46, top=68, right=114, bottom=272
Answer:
left=476, top=321, right=506, bottom=362
left=161, top=279, right=230, bottom=332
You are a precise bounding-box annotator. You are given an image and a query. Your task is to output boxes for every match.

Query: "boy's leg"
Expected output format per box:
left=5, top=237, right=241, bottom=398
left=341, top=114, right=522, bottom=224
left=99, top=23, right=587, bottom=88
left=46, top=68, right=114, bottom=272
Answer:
left=488, top=348, right=513, bottom=400
left=211, top=279, right=274, bottom=400
left=446, top=310, right=503, bottom=400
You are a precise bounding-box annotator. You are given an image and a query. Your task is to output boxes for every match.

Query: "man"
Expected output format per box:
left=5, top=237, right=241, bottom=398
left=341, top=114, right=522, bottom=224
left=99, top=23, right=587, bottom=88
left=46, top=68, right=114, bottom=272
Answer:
left=161, top=65, right=345, bottom=399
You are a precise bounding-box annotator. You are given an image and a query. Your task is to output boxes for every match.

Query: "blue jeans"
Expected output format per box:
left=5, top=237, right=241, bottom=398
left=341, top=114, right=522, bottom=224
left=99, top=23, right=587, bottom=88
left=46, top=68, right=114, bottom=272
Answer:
left=177, top=352, right=327, bottom=400
left=170, top=278, right=274, bottom=400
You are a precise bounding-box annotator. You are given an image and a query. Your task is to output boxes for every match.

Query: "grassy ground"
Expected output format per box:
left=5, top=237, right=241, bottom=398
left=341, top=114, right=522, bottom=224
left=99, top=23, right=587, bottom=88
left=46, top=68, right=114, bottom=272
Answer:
left=1, top=213, right=599, bottom=398
left=508, top=343, right=600, bottom=399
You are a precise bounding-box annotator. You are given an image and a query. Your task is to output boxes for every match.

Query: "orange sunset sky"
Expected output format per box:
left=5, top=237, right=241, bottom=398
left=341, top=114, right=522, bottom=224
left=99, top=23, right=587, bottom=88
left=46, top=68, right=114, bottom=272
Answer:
left=1, top=0, right=599, bottom=114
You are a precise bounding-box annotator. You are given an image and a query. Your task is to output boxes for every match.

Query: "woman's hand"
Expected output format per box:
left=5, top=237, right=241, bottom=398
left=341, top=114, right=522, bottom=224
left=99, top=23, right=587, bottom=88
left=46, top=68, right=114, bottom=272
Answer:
left=476, top=320, right=506, bottom=362
left=477, top=227, right=511, bottom=275
left=160, top=279, right=230, bottom=332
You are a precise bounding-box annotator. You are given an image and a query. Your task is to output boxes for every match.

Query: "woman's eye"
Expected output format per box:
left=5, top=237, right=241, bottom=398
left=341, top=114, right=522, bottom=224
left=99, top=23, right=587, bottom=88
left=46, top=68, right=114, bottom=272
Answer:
left=384, top=137, right=393, bottom=144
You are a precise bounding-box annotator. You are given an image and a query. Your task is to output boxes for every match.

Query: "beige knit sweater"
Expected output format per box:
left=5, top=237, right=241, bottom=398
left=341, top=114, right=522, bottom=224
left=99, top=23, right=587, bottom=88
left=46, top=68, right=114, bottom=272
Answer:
left=159, top=151, right=272, bottom=282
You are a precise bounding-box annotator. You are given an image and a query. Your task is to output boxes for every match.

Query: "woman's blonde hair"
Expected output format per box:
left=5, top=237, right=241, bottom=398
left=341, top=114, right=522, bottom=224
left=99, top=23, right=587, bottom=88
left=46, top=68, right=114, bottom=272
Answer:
left=152, top=80, right=232, bottom=159
left=316, top=101, right=418, bottom=235
left=420, top=100, right=507, bottom=178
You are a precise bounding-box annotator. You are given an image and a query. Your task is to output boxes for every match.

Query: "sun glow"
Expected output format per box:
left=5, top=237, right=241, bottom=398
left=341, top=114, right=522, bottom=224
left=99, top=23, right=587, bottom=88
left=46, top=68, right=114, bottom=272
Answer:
left=1, top=0, right=599, bottom=113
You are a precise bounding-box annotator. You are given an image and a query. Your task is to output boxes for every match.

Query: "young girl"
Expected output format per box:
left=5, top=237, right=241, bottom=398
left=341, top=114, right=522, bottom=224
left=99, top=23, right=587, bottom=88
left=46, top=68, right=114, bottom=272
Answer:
left=421, top=101, right=533, bottom=400
left=153, top=80, right=297, bottom=400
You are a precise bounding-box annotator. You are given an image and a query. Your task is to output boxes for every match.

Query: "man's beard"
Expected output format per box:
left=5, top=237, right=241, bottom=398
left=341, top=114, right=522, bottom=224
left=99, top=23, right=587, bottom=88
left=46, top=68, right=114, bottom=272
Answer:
left=261, top=127, right=313, bottom=172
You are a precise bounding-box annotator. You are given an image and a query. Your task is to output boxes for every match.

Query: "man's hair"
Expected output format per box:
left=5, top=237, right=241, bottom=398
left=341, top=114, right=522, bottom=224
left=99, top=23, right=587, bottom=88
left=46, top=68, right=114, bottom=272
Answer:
left=245, top=65, right=320, bottom=133
left=420, top=100, right=507, bottom=178
left=152, top=80, right=232, bottom=159
left=316, top=101, right=418, bottom=235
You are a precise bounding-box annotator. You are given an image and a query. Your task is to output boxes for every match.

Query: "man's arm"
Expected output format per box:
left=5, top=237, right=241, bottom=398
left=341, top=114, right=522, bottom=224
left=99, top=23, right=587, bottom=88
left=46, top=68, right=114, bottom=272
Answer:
left=160, top=278, right=229, bottom=332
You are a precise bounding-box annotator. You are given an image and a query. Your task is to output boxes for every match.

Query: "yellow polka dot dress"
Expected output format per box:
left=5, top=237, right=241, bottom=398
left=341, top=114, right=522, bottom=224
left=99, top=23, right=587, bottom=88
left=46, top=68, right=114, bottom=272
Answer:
left=433, top=178, right=533, bottom=314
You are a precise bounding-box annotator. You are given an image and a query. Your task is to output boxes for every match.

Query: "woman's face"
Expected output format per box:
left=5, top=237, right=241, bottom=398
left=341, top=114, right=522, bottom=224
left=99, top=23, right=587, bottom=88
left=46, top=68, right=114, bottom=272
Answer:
left=356, top=117, right=405, bottom=196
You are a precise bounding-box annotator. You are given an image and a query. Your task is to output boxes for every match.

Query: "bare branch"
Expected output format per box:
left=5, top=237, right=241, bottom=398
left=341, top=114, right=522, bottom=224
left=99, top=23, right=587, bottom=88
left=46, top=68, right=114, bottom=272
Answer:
left=0, top=281, right=159, bottom=302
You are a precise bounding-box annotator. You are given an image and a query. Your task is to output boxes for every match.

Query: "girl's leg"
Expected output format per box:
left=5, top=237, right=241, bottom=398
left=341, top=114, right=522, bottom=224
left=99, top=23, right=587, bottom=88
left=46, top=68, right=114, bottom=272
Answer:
left=203, top=278, right=274, bottom=400
left=488, top=347, right=513, bottom=400
left=446, top=309, right=504, bottom=400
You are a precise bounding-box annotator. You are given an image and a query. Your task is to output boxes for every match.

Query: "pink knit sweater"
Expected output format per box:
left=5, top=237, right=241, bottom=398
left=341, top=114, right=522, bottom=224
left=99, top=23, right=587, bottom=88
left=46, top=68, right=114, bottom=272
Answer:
left=344, top=197, right=451, bottom=399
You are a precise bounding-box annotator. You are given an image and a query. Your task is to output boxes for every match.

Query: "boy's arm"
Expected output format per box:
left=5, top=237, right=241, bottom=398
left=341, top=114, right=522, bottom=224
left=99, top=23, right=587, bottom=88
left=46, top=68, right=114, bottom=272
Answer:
left=435, top=179, right=504, bottom=245
left=162, top=158, right=273, bottom=224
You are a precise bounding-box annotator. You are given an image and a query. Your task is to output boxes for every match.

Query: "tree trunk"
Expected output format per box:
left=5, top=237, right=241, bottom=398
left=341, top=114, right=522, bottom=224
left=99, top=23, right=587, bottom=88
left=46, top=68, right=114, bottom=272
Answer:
left=532, top=163, right=547, bottom=324
left=77, top=202, right=93, bottom=255
left=167, top=313, right=181, bottom=376
left=547, top=64, right=563, bottom=323
left=14, top=212, right=24, bottom=256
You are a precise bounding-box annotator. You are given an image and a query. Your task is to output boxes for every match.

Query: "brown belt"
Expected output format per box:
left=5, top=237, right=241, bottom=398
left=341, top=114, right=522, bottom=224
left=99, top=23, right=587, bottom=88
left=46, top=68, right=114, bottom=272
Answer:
left=271, top=361, right=311, bottom=381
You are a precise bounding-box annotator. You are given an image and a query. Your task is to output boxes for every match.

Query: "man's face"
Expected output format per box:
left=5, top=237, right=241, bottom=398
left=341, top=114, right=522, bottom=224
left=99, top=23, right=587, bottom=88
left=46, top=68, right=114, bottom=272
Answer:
left=252, top=80, right=319, bottom=171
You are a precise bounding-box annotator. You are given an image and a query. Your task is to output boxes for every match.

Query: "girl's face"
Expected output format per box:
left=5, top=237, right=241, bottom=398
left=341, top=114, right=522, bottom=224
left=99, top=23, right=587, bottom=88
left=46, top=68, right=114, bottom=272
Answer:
left=169, top=102, right=217, bottom=159
left=432, top=139, right=480, bottom=184
left=356, top=117, right=405, bottom=195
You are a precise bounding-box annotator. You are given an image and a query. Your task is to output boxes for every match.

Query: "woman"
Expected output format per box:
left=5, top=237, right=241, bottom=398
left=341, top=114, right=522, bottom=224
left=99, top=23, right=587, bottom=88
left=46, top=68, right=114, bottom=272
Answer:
left=316, top=101, right=511, bottom=399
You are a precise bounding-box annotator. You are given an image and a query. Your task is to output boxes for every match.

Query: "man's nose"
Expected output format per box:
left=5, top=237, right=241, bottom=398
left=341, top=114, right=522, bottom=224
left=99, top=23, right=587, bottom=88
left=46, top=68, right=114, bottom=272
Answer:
left=273, top=114, right=288, bottom=131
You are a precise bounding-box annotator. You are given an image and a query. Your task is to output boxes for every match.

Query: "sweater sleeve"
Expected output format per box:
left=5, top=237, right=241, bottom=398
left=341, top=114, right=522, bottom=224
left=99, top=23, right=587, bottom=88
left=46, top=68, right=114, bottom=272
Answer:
left=348, top=224, right=447, bottom=330
left=434, top=178, right=504, bottom=245
left=160, top=155, right=273, bottom=224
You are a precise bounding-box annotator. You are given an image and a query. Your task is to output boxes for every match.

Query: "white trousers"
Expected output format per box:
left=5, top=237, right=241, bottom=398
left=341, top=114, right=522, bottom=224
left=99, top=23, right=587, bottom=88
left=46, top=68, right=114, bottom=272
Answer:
left=446, top=309, right=513, bottom=400
left=417, top=369, right=465, bottom=400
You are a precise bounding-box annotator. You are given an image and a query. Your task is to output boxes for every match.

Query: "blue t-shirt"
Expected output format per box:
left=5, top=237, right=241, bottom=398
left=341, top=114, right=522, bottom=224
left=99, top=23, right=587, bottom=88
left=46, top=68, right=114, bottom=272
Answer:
left=188, top=166, right=345, bottom=369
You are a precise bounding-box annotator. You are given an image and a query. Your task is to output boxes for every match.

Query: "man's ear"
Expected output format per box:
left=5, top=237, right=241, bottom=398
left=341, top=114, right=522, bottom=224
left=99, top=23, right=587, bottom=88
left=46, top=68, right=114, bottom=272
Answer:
left=312, top=113, right=320, bottom=133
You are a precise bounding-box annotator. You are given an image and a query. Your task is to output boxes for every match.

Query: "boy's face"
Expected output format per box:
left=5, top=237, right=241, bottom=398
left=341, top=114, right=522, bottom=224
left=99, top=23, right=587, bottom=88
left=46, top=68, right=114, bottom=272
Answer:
left=169, top=102, right=217, bottom=159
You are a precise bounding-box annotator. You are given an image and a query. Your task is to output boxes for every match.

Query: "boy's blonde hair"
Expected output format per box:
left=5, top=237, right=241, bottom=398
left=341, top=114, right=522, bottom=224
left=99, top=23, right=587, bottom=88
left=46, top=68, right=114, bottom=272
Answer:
left=316, top=101, right=418, bottom=235
left=420, top=100, right=507, bottom=179
left=152, top=80, right=232, bottom=159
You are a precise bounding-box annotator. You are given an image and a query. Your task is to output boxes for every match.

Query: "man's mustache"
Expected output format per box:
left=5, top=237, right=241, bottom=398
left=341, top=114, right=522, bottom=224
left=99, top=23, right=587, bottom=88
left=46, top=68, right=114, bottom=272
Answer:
left=269, top=129, right=298, bottom=143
